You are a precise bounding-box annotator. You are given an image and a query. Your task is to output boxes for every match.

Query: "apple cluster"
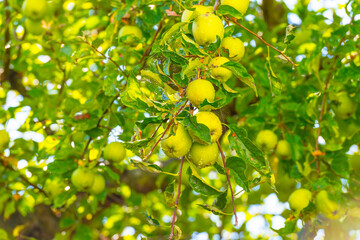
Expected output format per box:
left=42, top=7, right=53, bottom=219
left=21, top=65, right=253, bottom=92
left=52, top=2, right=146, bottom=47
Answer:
left=22, top=0, right=48, bottom=35
left=255, top=129, right=292, bottom=159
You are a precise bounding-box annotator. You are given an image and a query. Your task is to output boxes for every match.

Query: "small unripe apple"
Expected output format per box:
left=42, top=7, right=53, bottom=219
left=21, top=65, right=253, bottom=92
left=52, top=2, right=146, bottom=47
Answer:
left=188, top=142, right=219, bottom=168
left=161, top=124, right=193, bottom=158
left=89, top=174, right=106, bottom=195
left=209, top=57, right=232, bottom=83
left=71, top=167, right=95, bottom=191
left=25, top=19, right=44, bottom=35
left=192, top=13, right=224, bottom=46
left=275, top=140, right=291, bottom=159
left=315, top=190, right=341, bottom=219
left=44, top=177, right=65, bottom=198
left=118, top=25, right=143, bottom=43
left=288, top=188, right=312, bottom=212
left=0, top=130, right=10, bottom=152
left=256, top=130, right=278, bottom=151
left=221, top=0, right=250, bottom=15
left=186, top=79, right=215, bottom=109
left=220, top=37, right=245, bottom=61
left=332, top=92, right=357, bottom=119
left=181, top=5, right=212, bottom=34
left=22, top=0, right=48, bottom=20
left=189, top=111, right=222, bottom=144
left=103, top=142, right=126, bottom=162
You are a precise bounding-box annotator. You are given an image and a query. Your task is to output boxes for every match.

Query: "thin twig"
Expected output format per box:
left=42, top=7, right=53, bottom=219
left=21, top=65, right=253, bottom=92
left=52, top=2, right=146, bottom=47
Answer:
left=143, top=100, right=188, bottom=161
left=226, top=16, right=296, bottom=68
left=213, top=0, right=220, bottom=11
left=1, top=0, right=11, bottom=84
left=150, top=122, right=163, bottom=138
left=216, top=140, right=238, bottom=226
left=169, top=157, right=185, bottom=240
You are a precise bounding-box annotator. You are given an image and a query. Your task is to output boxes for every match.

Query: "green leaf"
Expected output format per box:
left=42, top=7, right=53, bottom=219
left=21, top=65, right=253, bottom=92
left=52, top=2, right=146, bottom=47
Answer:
left=144, top=212, right=161, bottom=226
left=54, top=189, right=77, bottom=208
left=213, top=190, right=228, bottom=210
left=223, top=61, right=258, bottom=96
left=187, top=165, right=223, bottom=196
left=73, top=225, right=92, bottom=240
left=183, top=115, right=211, bottom=144
left=162, top=51, right=189, bottom=66
left=4, top=201, right=15, bottom=219
left=164, top=180, right=175, bottom=207
left=216, top=5, right=243, bottom=19
left=136, top=116, right=163, bottom=130
left=284, top=25, right=296, bottom=45
left=197, top=204, right=233, bottom=215
left=60, top=218, right=77, bottom=229
left=48, top=159, right=77, bottom=174
left=272, top=219, right=297, bottom=235
left=130, top=160, right=178, bottom=177
left=182, top=58, right=202, bottom=78
left=228, top=125, right=269, bottom=174
left=161, top=22, right=187, bottom=44
left=226, top=156, right=249, bottom=192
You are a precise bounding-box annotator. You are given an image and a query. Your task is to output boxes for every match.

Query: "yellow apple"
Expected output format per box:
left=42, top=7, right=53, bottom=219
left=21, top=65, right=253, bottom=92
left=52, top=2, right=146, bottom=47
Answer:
left=209, top=57, right=232, bottom=82
left=103, top=142, right=126, bottom=162
left=275, top=140, right=292, bottom=159
left=71, top=167, right=95, bottom=191
left=22, top=0, right=48, bottom=20
left=192, top=13, right=224, bottom=46
left=221, top=0, right=250, bottom=15
left=160, top=124, right=193, bottom=158
left=315, top=190, right=341, bottom=219
left=181, top=5, right=213, bottom=34
left=25, top=18, right=44, bottom=35
left=190, top=111, right=222, bottom=144
left=119, top=25, right=143, bottom=43
left=188, top=142, right=219, bottom=168
left=256, top=130, right=278, bottom=151
left=186, top=79, right=215, bottom=109
left=332, top=92, right=357, bottom=119
left=0, top=130, right=10, bottom=152
left=220, top=37, right=245, bottom=61
left=288, top=188, right=312, bottom=212
left=89, top=174, right=106, bottom=195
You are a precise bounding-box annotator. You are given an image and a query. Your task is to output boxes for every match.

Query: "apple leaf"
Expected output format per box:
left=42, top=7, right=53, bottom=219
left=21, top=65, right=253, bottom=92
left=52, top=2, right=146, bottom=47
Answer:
left=197, top=204, right=233, bottom=216
left=226, top=156, right=249, bottom=192
left=228, top=125, right=269, bottom=174
left=161, top=22, right=187, bottom=44
left=73, top=224, right=92, bottom=240
left=136, top=116, right=164, bottom=130
left=216, top=5, right=243, bottom=19
left=164, top=180, right=175, bottom=207
left=183, top=115, right=211, bottom=144
left=272, top=219, right=297, bottom=236
left=130, top=159, right=178, bottom=177
left=213, top=190, right=228, bottom=210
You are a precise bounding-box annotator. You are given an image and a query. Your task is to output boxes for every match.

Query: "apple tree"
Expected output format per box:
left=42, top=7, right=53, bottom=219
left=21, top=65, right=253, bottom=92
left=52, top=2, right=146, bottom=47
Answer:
left=0, top=0, right=360, bottom=239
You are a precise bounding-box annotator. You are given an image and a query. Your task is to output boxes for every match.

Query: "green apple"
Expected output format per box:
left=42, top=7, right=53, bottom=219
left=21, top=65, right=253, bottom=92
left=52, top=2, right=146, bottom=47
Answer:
left=209, top=57, right=232, bottom=83
left=220, top=37, right=245, bottom=61
left=192, top=13, right=224, bottom=46
left=25, top=19, right=44, bottom=35
left=332, top=92, right=357, bottom=119
left=103, top=142, right=126, bottom=162
left=71, top=167, right=95, bottom=191
left=44, top=177, right=65, bottom=198
left=118, top=25, right=143, bottom=43
left=256, top=130, right=278, bottom=151
left=349, top=154, right=360, bottom=174
left=181, top=5, right=212, bottom=34
left=22, top=0, right=48, bottom=20
left=288, top=188, right=312, bottom=212
left=89, top=174, right=106, bottom=195
left=186, top=79, right=215, bottom=109
left=190, top=111, right=222, bottom=144
left=315, top=190, right=341, bottom=219
left=221, top=0, right=250, bottom=15
left=275, top=140, right=292, bottom=159
left=160, top=124, right=193, bottom=158
left=0, top=130, right=10, bottom=152
left=188, top=142, right=219, bottom=168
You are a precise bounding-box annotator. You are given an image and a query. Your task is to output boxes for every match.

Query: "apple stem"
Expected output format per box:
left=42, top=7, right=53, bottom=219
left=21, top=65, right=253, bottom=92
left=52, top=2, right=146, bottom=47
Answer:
left=169, top=156, right=185, bottom=240
left=216, top=140, right=238, bottom=226
left=225, top=16, right=296, bottom=68
left=144, top=100, right=188, bottom=161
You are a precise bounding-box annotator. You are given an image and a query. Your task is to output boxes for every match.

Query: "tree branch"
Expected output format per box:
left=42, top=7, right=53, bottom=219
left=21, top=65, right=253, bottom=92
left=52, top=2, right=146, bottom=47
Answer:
left=1, top=0, right=11, bottom=85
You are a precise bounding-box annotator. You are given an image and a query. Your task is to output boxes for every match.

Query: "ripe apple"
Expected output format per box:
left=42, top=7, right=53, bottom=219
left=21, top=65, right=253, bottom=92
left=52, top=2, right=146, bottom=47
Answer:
left=118, top=25, right=143, bottom=43
left=186, top=79, right=215, bottom=109
left=220, top=37, right=245, bottom=61
left=221, top=0, right=250, bottom=15
left=190, top=111, right=222, bottom=144
left=315, top=190, right=341, bottom=219
left=25, top=19, right=44, bottom=35
left=181, top=5, right=212, bottom=34
left=188, top=142, right=219, bottom=168
left=209, top=57, right=232, bottom=83
left=255, top=130, right=278, bottom=151
left=103, top=142, right=126, bottom=162
left=89, top=174, right=106, bottom=195
left=332, top=92, right=357, bottom=119
left=275, top=140, right=292, bottom=159
left=44, top=177, right=65, bottom=198
left=71, top=167, right=95, bottom=191
left=22, top=0, right=48, bottom=20
left=288, top=188, right=312, bottom=212
left=0, top=130, right=10, bottom=152
left=192, top=13, right=224, bottom=46
left=161, top=124, right=193, bottom=158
